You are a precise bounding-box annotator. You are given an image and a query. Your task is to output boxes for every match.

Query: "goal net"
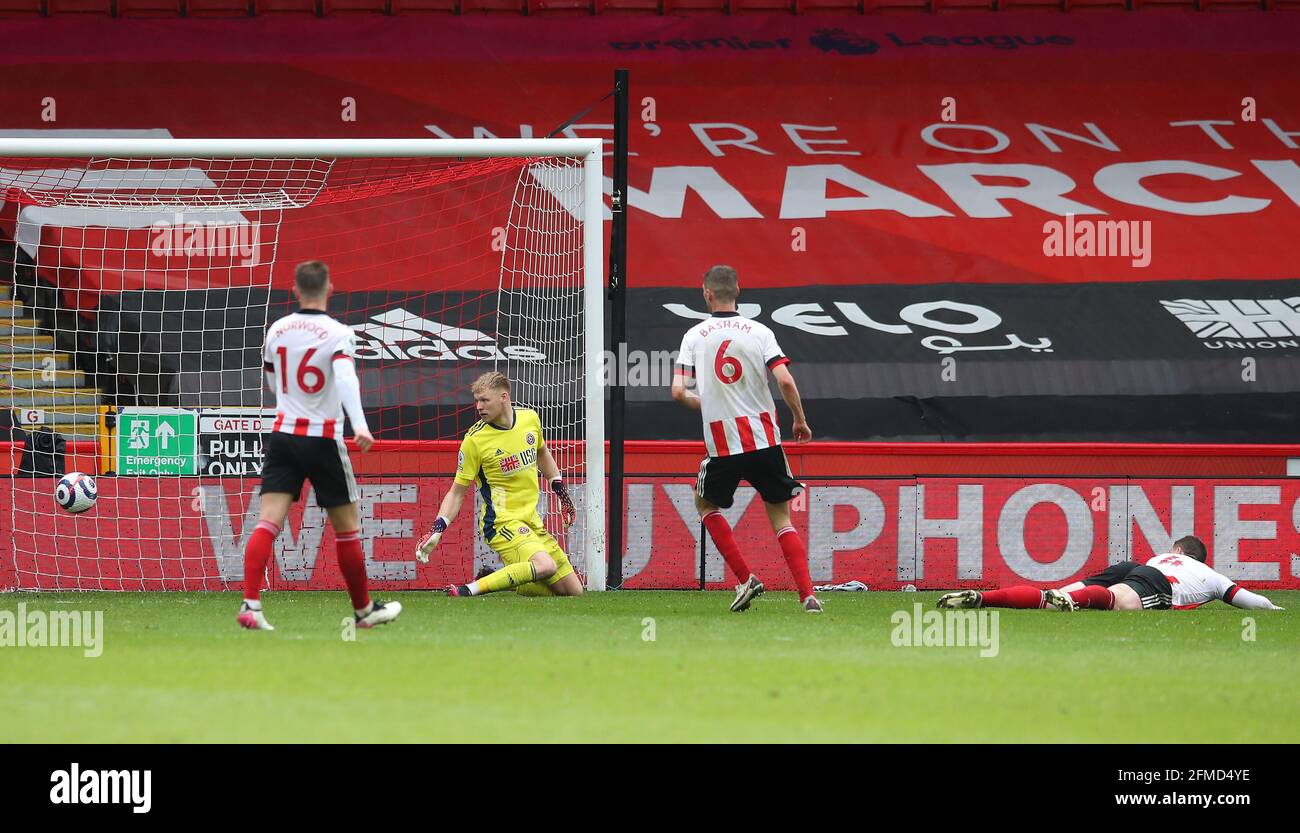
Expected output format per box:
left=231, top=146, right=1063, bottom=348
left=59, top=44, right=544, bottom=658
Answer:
left=0, top=138, right=605, bottom=593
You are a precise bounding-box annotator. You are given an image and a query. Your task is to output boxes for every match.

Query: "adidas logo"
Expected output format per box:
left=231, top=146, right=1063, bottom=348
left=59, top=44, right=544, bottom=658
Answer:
left=350, top=307, right=547, bottom=363
left=495, top=449, right=504, bottom=456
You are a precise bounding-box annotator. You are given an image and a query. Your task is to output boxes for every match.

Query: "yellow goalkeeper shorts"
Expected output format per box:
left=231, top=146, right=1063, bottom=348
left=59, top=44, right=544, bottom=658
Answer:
left=489, top=520, right=574, bottom=587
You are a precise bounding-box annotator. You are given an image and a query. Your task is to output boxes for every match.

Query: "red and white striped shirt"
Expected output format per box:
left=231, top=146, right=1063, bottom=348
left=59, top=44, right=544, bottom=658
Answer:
left=1145, top=553, right=1239, bottom=609
left=263, top=309, right=360, bottom=440
left=676, top=311, right=789, bottom=458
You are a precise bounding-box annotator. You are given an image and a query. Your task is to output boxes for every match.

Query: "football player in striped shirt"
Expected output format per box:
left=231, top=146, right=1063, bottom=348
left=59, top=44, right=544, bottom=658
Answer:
left=237, top=261, right=402, bottom=631
left=414, top=372, right=582, bottom=598
left=671, top=265, right=821, bottom=613
left=938, top=535, right=1285, bottom=612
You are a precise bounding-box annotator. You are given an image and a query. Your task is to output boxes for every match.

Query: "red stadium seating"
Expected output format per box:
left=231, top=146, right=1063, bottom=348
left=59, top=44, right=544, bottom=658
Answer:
left=528, top=0, right=594, bottom=12
left=800, top=0, right=863, bottom=12
left=865, top=0, right=932, bottom=11
left=460, top=0, right=526, bottom=10
left=119, top=0, right=183, bottom=14
left=389, top=0, right=457, bottom=11
left=599, top=0, right=658, bottom=10
left=999, top=0, right=1065, bottom=9
left=933, top=0, right=998, bottom=11
left=185, top=0, right=254, bottom=14
left=0, top=0, right=1288, bottom=24
left=255, top=0, right=318, bottom=12
left=1063, top=0, right=1131, bottom=9
left=0, top=0, right=44, bottom=13
left=45, top=0, right=114, bottom=13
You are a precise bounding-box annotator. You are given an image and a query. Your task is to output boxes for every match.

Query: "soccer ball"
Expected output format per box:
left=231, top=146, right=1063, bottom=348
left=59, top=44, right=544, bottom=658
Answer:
left=55, top=472, right=98, bottom=514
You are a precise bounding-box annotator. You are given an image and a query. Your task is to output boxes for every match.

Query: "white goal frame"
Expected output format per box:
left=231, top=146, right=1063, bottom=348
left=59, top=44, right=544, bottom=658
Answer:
left=0, top=137, right=608, bottom=592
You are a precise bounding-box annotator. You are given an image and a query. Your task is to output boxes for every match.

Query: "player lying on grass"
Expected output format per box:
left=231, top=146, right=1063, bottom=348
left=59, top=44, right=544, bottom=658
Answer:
left=938, top=535, right=1284, bottom=612
left=671, top=265, right=822, bottom=614
left=415, top=372, right=582, bottom=598
left=239, top=261, right=402, bottom=631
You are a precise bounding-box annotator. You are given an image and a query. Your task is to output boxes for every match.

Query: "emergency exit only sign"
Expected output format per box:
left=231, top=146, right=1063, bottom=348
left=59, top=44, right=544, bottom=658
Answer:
left=117, top=409, right=198, bottom=475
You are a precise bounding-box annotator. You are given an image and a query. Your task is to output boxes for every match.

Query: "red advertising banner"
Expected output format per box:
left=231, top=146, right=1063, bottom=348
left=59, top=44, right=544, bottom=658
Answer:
left=4, top=475, right=1297, bottom=592
left=0, top=12, right=1298, bottom=294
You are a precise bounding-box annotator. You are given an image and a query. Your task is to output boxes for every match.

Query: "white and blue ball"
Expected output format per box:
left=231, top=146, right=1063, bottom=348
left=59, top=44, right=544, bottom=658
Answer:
left=55, top=472, right=98, bottom=514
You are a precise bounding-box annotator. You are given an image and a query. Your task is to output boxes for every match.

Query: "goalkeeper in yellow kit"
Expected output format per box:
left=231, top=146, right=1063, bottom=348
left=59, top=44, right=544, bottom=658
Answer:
left=415, top=371, right=583, bottom=597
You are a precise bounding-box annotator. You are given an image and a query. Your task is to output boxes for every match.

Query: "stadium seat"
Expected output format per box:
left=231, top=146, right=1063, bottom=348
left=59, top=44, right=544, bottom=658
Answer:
left=999, top=0, right=1066, bottom=9
left=599, top=0, right=659, bottom=9
left=325, top=0, right=390, bottom=11
left=255, top=0, right=319, bottom=11
left=388, top=0, right=458, bottom=10
left=1064, top=0, right=1131, bottom=9
left=934, top=0, right=997, bottom=10
left=45, top=0, right=115, bottom=12
left=527, top=0, right=595, bottom=12
left=731, top=0, right=797, bottom=11
left=457, top=0, right=525, bottom=10
left=119, top=0, right=183, bottom=14
left=663, top=0, right=729, bottom=11
left=801, top=0, right=862, bottom=11
left=0, top=0, right=45, bottom=14
left=186, top=0, right=254, bottom=14
left=867, top=0, right=932, bottom=11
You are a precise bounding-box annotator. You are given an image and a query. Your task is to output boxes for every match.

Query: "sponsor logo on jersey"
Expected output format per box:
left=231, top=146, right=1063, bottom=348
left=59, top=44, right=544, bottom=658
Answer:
left=350, top=307, right=548, bottom=363
left=498, top=446, right=537, bottom=475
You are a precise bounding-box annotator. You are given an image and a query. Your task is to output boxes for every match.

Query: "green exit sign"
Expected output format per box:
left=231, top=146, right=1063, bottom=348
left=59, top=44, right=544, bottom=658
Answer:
left=117, top=409, right=197, bottom=475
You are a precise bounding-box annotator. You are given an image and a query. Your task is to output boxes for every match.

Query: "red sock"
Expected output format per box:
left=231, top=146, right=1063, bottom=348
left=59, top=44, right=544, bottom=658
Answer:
left=702, top=511, right=753, bottom=583
left=979, top=586, right=1045, bottom=609
left=776, top=526, right=815, bottom=600
left=335, top=529, right=371, bottom=611
left=242, top=520, right=279, bottom=602
left=1069, top=585, right=1115, bottom=610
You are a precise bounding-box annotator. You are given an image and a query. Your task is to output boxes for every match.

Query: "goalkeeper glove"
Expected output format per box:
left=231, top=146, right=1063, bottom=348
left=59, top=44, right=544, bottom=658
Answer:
left=552, top=477, right=576, bottom=529
left=415, top=516, right=448, bottom=564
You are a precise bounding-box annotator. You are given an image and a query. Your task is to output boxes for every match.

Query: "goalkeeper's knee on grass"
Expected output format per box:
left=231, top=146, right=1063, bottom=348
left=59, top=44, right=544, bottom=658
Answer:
left=475, top=555, right=554, bottom=594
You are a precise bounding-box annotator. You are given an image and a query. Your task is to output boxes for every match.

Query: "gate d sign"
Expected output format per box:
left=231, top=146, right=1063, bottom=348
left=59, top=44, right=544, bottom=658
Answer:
left=117, top=410, right=197, bottom=475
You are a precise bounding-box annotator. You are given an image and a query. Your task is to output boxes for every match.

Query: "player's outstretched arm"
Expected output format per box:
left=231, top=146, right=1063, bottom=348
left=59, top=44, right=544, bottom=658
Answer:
left=671, top=372, right=701, bottom=411
left=416, top=481, right=469, bottom=563
left=771, top=364, right=811, bottom=443
left=1227, top=586, right=1285, bottom=610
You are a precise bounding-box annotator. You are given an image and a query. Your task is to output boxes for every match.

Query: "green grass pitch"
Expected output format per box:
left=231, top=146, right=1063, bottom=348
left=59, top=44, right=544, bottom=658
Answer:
left=2, top=590, right=1297, bottom=743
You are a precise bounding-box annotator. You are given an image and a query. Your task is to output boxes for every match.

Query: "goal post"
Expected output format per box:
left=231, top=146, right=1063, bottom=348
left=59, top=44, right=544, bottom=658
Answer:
left=0, top=138, right=607, bottom=592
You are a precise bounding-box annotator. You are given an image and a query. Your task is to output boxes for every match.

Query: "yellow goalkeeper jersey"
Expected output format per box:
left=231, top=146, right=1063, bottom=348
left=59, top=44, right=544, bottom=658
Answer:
left=454, top=407, right=546, bottom=542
